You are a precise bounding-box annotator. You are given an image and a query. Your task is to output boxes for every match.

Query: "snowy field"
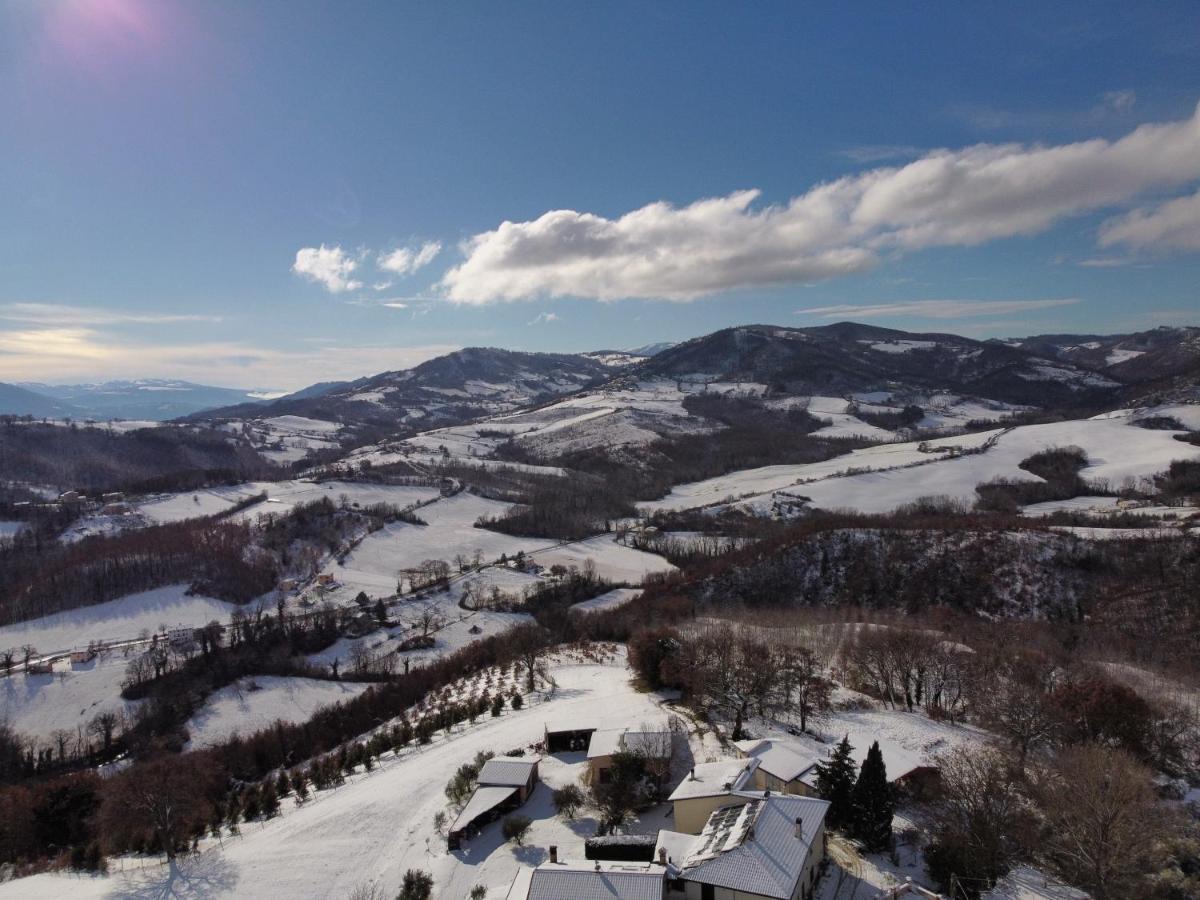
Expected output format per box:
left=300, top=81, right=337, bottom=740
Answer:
left=184, top=676, right=370, bottom=749
left=641, top=428, right=1002, bottom=513
left=528, top=535, right=676, bottom=582
left=321, top=493, right=559, bottom=603
left=135, top=479, right=440, bottom=525
left=0, top=585, right=240, bottom=655
left=570, top=587, right=641, bottom=614
left=0, top=651, right=141, bottom=745
left=645, top=410, right=1200, bottom=516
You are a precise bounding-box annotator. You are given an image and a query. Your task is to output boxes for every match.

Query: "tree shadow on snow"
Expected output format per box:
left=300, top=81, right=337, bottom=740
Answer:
left=111, top=853, right=239, bottom=900
left=511, top=845, right=548, bottom=866
left=563, top=815, right=599, bottom=837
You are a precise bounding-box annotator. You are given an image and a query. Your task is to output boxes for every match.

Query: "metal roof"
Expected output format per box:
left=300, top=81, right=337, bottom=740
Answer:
left=449, top=785, right=518, bottom=834
left=681, top=794, right=830, bottom=900
left=479, top=756, right=538, bottom=787
left=526, top=863, right=665, bottom=900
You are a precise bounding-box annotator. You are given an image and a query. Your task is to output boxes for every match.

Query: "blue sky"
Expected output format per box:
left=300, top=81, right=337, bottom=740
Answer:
left=1, top=1, right=1198, bottom=389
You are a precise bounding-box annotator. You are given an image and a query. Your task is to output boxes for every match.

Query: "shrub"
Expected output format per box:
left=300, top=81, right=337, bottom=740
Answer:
left=552, top=784, right=585, bottom=819
left=396, top=869, right=433, bottom=900
left=502, top=814, right=532, bottom=846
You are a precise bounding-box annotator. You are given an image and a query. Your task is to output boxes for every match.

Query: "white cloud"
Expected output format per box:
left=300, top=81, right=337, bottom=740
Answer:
left=0, top=303, right=222, bottom=326
left=1100, top=89, right=1136, bottom=114
left=839, top=145, right=924, bottom=163
left=797, top=299, right=1082, bottom=319
left=1099, top=189, right=1200, bottom=251
left=378, top=241, right=442, bottom=276
left=529, top=312, right=559, bottom=324
left=441, top=102, right=1200, bottom=303
left=292, top=244, right=363, bottom=293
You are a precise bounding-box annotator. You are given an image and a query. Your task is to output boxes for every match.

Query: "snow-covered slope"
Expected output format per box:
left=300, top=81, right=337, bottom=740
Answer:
left=644, top=404, right=1200, bottom=515
left=184, top=676, right=371, bottom=749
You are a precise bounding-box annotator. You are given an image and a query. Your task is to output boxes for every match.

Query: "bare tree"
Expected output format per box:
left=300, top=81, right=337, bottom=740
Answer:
left=509, top=624, right=549, bottom=692
left=776, top=645, right=832, bottom=734
left=99, top=755, right=220, bottom=860
left=415, top=605, right=445, bottom=637
left=924, top=745, right=1033, bottom=895
left=89, top=711, right=121, bottom=754
left=974, top=652, right=1059, bottom=769
left=50, top=729, right=73, bottom=763
left=1029, top=744, right=1169, bottom=900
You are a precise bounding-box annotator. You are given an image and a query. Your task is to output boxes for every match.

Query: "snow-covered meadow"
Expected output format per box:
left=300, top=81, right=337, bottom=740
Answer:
left=184, top=676, right=371, bottom=749
left=644, top=406, right=1200, bottom=516
left=0, top=585, right=239, bottom=655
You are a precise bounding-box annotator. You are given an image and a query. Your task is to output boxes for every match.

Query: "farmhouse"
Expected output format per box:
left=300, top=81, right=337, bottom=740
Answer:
left=510, top=793, right=830, bottom=900
left=734, top=739, right=819, bottom=796
left=447, top=756, right=540, bottom=849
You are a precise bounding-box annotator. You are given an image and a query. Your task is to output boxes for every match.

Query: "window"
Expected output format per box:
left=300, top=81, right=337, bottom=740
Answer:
left=701, top=884, right=715, bottom=900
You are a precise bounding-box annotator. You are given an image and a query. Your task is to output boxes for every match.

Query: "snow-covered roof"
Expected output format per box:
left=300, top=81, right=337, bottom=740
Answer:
left=735, top=739, right=818, bottom=783
left=669, top=758, right=758, bottom=801
left=478, top=756, right=538, bottom=787
left=653, top=829, right=696, bottom=866
left=586, top=725, right=672, bottom=759
left=449, top=785, right=518, bottom=834
left=524, top=861, right=665, bottom=900
left=543, top=714, right=596, bottom=734
left=587, top=728, right=625, bottom=759
left=679, top=795, right=830, bottom=900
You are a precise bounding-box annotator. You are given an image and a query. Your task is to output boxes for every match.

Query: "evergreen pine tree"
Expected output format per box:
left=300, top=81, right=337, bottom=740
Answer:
left=813, top=734, right=857, bottom=830
left=849, top=741, right=894, bottom=851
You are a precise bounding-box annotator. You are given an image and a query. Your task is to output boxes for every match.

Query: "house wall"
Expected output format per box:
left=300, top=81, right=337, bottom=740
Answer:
left=587, top=754, right=613, bottom=784
left=672, top=795, right=748, bottom=835
left=748, top=770, right=815, bottom=797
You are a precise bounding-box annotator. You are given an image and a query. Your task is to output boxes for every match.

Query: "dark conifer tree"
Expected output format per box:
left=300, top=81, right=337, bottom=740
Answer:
left=814, top=734, right=857, bottom=830
left=850, top=741, right=894, bottom=851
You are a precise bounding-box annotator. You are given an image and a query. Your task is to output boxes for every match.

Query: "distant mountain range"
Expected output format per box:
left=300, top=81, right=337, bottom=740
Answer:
left=5, top=380, right=276, bottom=421
left=187, top=348, right=618, bottom=430
left=7, top=323, right=1198, bottom=427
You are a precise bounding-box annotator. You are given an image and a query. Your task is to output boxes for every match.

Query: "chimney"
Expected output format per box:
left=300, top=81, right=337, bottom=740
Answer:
left=594, top=861, right=601, bottom=872
left=689, top=767, right=695, bottom=781
left=794, top=817, right=804, bottom=840
left=549, top=845, right=558, bottom=864
left=658, top=847, right=667, bottom=865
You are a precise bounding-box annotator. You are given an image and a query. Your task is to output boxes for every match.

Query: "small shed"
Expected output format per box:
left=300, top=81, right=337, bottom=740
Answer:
left=447, top=756, right=540, bottom=849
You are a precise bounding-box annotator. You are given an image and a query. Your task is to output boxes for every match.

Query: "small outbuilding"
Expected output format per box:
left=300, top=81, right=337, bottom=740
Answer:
left=447, top=756, right=540, bottom=849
